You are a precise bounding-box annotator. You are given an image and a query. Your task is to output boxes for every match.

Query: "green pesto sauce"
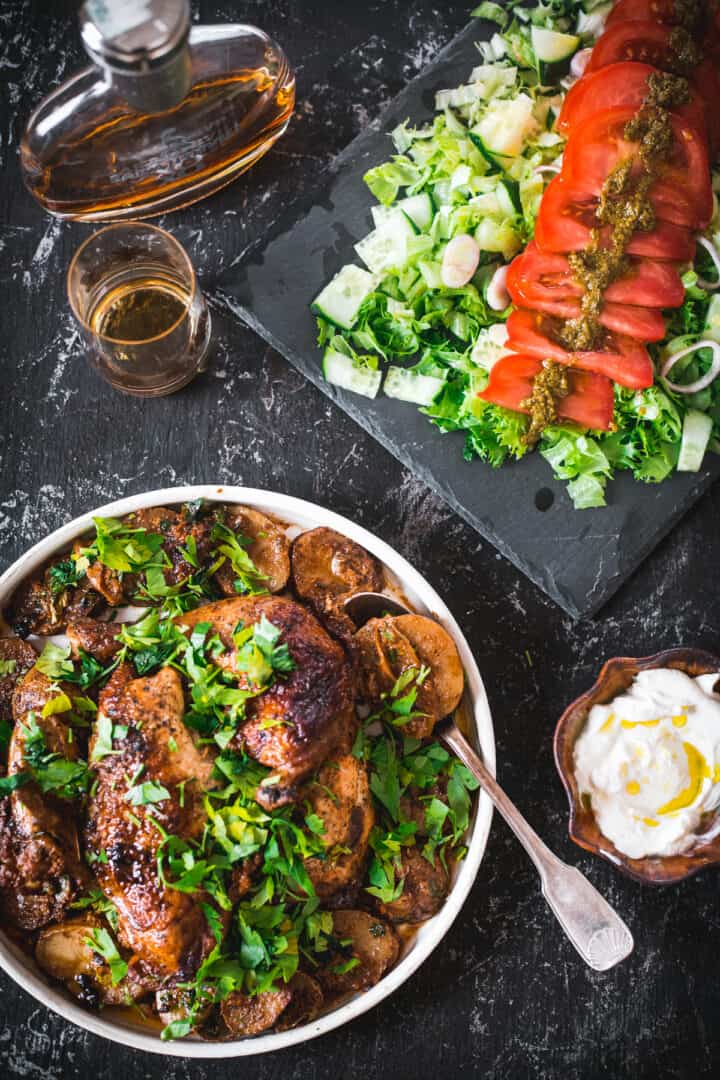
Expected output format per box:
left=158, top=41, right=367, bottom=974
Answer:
left=672, top=0, right=705, bottom=32
left=526, top=19, right=703, bottom=437
left=668, top=26, right=701, bottom=72
left=520, top=360, right=569, bottom=447
left=558, top=71, right=689, bottom=353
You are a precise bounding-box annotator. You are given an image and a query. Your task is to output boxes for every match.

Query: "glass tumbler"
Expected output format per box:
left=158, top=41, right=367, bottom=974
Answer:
left=67, top=223, right=211, bottom=396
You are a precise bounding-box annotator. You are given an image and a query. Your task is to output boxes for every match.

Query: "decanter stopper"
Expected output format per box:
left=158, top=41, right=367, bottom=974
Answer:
left=79, top=0, right=193, bottom=112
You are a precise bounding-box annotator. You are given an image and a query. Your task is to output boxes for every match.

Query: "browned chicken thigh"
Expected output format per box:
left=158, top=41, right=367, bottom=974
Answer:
left=178, top=596, right=356, bottom=808
left=0, top=669, right=87, bottom=930
left=85, top=664, right=219, bottom=981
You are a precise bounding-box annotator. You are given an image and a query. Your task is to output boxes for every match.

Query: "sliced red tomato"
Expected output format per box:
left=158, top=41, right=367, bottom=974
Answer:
left=586, top=20, right=691, bottom=72
left=508, top=240, right=684, bottom=309
left=478, top=353, right=615, bottom=431
left=605, top=0, right=704, bottom=28
left=533, top=176, right=696, bottom=261
left=585, top=20, right=720, bottom=150
left=506, top=293, right=665, bottom=342
left=557, top=62, right=709, bottom=148
left=506, top=308, right=654, bottom=389
left=562, top=107, right=712, bottom=230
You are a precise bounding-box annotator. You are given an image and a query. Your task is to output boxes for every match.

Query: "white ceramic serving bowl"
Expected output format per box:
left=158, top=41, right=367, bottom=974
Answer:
left=0, top=485, right=495, bottom=1057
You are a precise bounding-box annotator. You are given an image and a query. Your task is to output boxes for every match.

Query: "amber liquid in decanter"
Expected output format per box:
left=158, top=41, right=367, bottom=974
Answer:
left=21, top=8, right=295, bottom=222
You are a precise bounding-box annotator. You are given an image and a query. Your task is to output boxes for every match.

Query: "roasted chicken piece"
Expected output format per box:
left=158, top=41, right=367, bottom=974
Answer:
left=375, top=847, right=448, bottom=924
left=178, top=596, right=355, bottom=809
left=356, top=614, right=464, bottom=738
left=291, top=527, right=383, bottom=645
left=67, top=617, right=122, bottom=664
left=0, top=637, right=36, bottom=725
left=85, top=664, right=219, bottom=981
left=215, top=506, right=290, bottom=596
left=302, top=754, right=374, bottom=901
left=5, top=558, right=103, bottom=637
left=79, top=505, right=219, bottom=605
left=36, top=915, right=156, bottom=1007
left=220, top=973, right=323, bottom=1037
left=316, top=910, right=399, bottom=995
left=0, top=669, right=87, bottom=930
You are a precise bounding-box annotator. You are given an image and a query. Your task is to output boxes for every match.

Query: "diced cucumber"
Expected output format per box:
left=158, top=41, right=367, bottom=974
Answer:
left=472, top=94, right=538, bottom=158
left=430, top=205, right=452, bottom=242
left=470, top=323, right=510, bottom=370
left=678, top=408, right=713, bottom=471
left=475, top=218, right=521, bottom=258
left=497, top=179, right=522, bottom=216
left=418, top=259, right=443, bottom=289
left=311, top=264, right=378, bottom=330
left=384, top=366, right=446, bottom=405
left=398, top=192, right=434, bottom=232
left=354, top=209, right=416, bottom=274
left=469, top=132, right=513, bottom=174
left=531, top=26, right=580, bottom=63
left=322, top=348, right=382, bottom=399
left=371, top=204, right=395, bottom=228
left=450, top=164, right=473, bottom=191
left=705, top=294, right=720, bottom=337
left=468, top=190, right=505, bottom=217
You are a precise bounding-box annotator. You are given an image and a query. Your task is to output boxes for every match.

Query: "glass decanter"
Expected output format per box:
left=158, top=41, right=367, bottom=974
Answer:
left=20, top=0, right=295, bottom=221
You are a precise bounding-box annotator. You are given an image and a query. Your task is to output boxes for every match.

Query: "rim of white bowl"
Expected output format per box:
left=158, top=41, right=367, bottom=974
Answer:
left=0, top=485, right=495, bottom=1058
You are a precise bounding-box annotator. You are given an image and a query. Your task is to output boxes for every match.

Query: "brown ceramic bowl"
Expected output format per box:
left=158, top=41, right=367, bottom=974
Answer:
left=554, top=647, right=720, bottom=886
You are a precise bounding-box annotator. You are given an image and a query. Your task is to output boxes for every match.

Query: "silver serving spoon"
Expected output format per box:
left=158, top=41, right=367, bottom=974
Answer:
left=344, top=591, right=634, bottom=972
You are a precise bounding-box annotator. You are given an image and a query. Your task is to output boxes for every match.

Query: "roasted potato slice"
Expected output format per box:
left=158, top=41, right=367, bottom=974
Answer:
left=156, top=985, right=215, bottom=1030
left=220, top=986, right=293, bottom=1036
left=67, top=617, right=122, bottom=664
left=376, top=847, right=448, bottom=924
left=316, top=910, right=399, bottom=995
left=303, top=754, right=374, bottom=900
left=35, top=917, right=149, bottom=1007
left=291, top=528, right=384, bottom=648
left=0, top=637, right=36, bottom=725
left=355, top=616, right=439, bottom=738
left=215, top=506, right=290, bottom=596
left=393, top=615, right=464, bottom=719
left=274, top=973, right=323, bottom=1032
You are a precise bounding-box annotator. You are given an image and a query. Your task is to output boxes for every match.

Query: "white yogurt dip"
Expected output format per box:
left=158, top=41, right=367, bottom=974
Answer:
left=574, top=667, right=720, bottom=859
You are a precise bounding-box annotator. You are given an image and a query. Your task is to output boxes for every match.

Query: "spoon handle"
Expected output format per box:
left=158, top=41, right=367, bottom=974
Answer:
left=438, top=719, right=634, bottom=972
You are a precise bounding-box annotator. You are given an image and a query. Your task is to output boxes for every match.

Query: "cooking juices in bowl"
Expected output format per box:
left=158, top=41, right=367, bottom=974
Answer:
left=555, top=649, right=720, bottom=884
left=0, top=500, right=478, bottom=1042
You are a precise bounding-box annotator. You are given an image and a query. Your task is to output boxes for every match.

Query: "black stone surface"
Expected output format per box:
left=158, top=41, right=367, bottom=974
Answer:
left=1, top=2, right=720, bottom=1079
left=218, top=19, right=720, bottom=620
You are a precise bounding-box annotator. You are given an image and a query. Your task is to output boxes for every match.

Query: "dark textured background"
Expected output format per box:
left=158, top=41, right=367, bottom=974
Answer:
left=1, top=2, right=719, bottom=1078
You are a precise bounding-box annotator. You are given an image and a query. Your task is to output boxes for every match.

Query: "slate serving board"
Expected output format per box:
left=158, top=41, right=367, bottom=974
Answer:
left=217, top=17, right=720, bottom=619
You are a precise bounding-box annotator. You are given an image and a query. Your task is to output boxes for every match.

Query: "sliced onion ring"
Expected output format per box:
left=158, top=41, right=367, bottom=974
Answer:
left=696, top=237, right=720, bottom=291
left=660, top=339, right=720, bottom=393
left=533, top=163, right=562, bottom=176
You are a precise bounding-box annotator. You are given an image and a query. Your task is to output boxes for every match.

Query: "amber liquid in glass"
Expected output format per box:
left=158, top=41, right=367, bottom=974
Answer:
left=90, top=279, right=189, bottom=342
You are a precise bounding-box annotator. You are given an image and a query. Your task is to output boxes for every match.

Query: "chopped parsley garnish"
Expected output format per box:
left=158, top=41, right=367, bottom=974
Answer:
left=84, top=927, right=128, bottom=985
left=0, top=772, right=30, bottom=798
left=49, top=558, right=84, bottom=595
left=20, top=714, right=91, bottom=800
left=125, top=779, right=170, bottom=806
left=210, top=523, right=268, bottom=596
